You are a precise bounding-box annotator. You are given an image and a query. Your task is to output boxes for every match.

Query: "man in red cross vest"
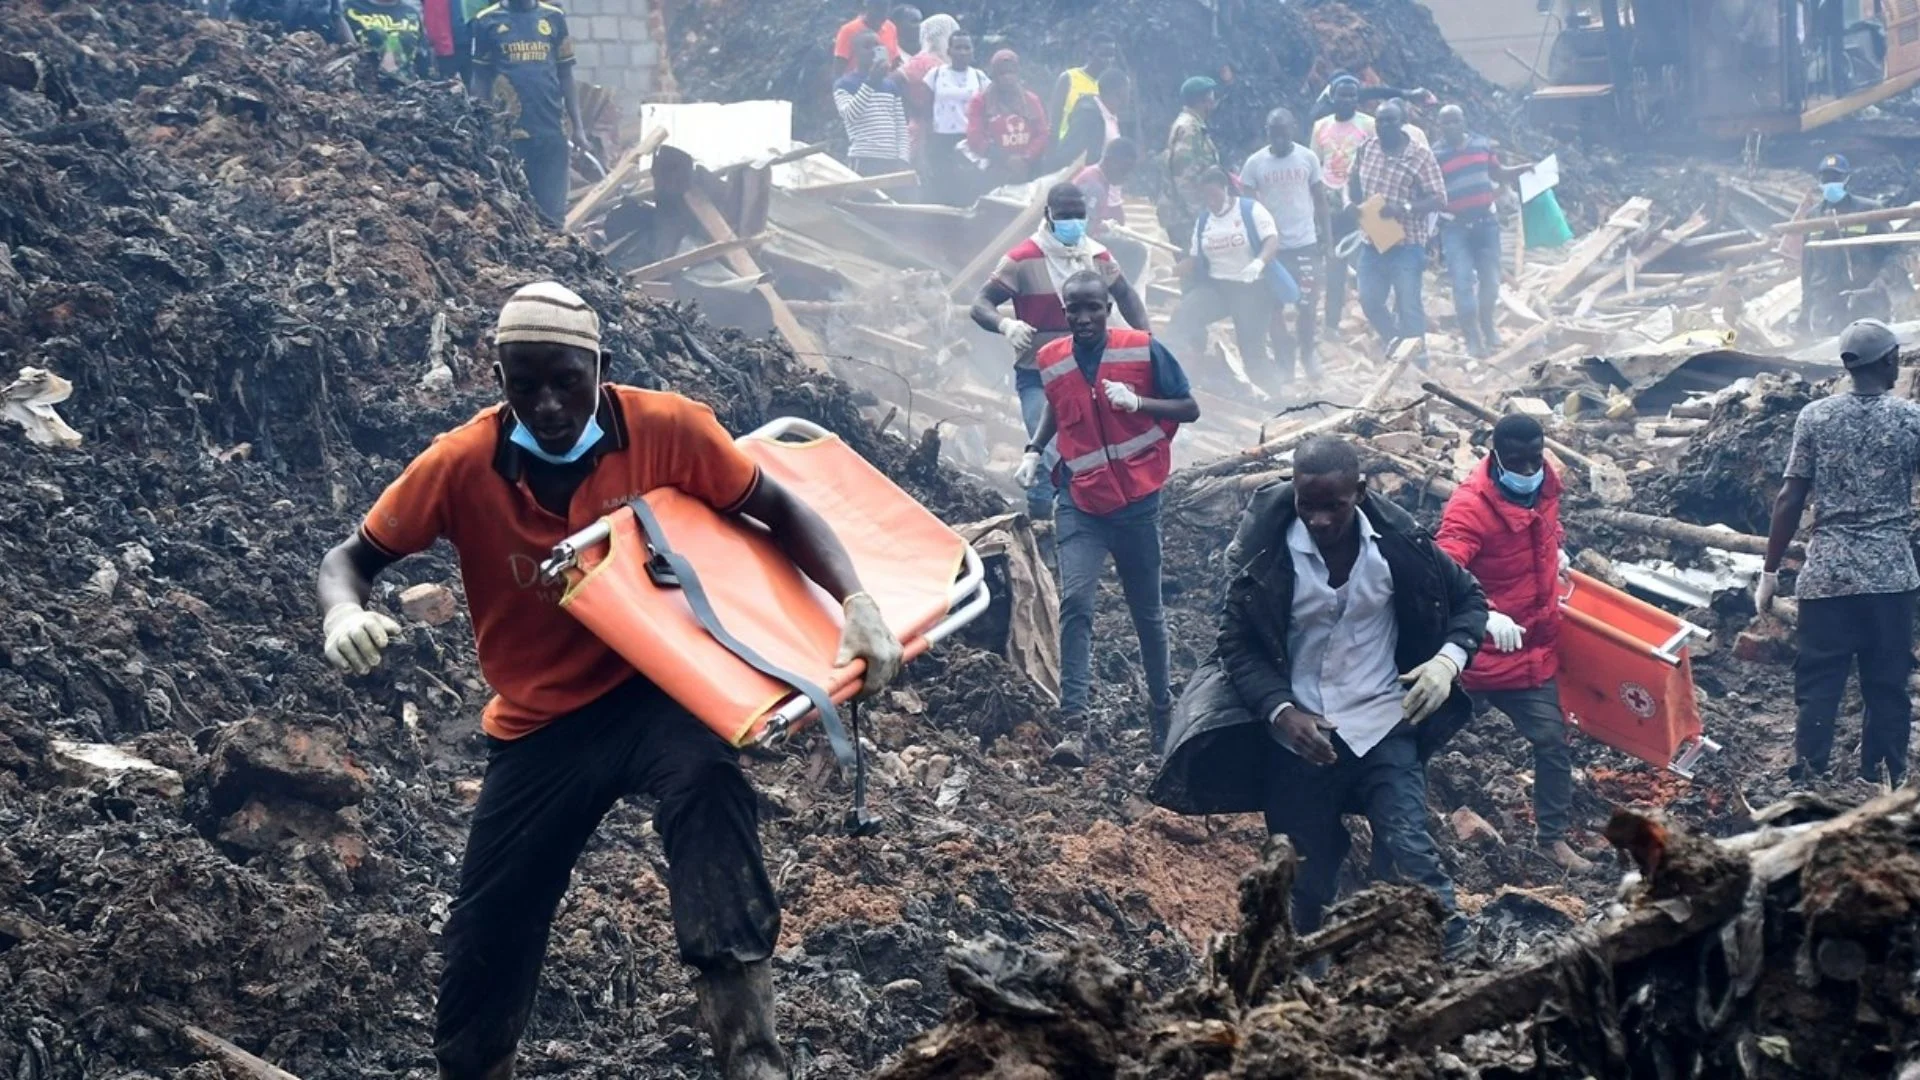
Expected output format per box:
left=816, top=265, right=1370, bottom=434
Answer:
left=1019, top=270, right=1200, bottom=764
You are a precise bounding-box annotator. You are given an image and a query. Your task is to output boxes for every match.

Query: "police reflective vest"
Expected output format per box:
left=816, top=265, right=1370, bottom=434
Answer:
left=1037, top=329, right=1175, bottom=516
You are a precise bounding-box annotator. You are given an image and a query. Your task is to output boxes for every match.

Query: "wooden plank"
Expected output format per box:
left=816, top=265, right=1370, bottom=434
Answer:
left=947, top=183, right=1051, bottom=302
left=848, top=324, right=931, bottom=356
left=1803, top=231, right=1920, bottom=251
left=1486, top=317, right=1557, bottom=371
left=940, top=154, right=1088, bottom=303
left=1572, top=211, right=1710, bottom=315
left=1191, top=341, right=1418, bottom=478
left=564, top=126, right=668, bottom=233
left=138, top=1008, right=303, bottom=1080
left=1544, top=196, right=1652, bottom=300
left=1771, top=201, right=1920, bottom=234
left=624, top=235, right=766, bottom=282
left=681, top=187, right=826, bottom=369
left=788, top=170, right=919, bottom=197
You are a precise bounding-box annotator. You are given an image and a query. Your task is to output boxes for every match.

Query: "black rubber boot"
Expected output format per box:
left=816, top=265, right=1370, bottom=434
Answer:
left=695, top=960, right=788, bottom=1080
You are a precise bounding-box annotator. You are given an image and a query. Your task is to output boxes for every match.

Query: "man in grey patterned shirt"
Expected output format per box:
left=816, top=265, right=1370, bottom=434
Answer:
left=1759, top=320, right=1920, bottom=785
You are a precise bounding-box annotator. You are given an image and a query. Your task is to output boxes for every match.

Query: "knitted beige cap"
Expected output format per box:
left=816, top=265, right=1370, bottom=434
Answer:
left=495, top=281, right=601, bottom=352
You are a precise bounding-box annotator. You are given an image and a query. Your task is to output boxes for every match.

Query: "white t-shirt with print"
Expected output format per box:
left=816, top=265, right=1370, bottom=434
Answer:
left=1240, top=143, right=1324, bottom=249
left=924, top=65, right=989, bottom=135
left=1194, top=199, right=1278, bottom=281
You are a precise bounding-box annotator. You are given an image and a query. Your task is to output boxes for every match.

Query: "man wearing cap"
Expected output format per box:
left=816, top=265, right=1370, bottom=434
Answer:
left=315, top=282, right=905, bottom=1080
left=1792, top=154, right=1895, bottom=335
left=1759, top=319, right=1920, bottom=788
left=1157, top=75, right=1220, bottom=249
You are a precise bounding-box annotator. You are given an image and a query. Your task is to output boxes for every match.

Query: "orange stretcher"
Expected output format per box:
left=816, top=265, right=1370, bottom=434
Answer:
left=536, top=418, right=989, bottom=830
left=1556, top=570, right=1719, bottom=778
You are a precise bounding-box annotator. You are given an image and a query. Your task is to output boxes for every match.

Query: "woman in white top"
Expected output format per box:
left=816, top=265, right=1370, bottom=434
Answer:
left=921, top=32, right=989, bottom=205
left=1165, top=166, right=1287, bottom=397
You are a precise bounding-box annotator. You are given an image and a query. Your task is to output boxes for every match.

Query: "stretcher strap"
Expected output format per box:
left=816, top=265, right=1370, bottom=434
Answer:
left=624, top=498, right=874, bottom=834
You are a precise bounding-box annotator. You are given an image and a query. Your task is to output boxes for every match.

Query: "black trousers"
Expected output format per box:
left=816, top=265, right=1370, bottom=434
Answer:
left=512, top=136, right=571, bottom=225
left=1795, top=590, right=1915, bottom=781
left=1262, top=729, right=1457, bottom=935
left=433, top=678, right=778, bottom=1077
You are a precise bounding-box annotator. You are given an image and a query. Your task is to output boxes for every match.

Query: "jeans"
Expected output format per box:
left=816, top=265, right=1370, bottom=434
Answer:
left=1476, top=681, right=1573, bottom=843
left=1264, top=729, right=1457, bottom=934
left=1164, top=278, right=1278, bottom=394
left=1439, top=214, right=1503, bottom=351
left=1056, top=493, right=1170, bottom=718
left=1795, top=591, right=1915, bottom=782
left=1013, top=367, right=1058, bottom=520
left=1271, top=245, right=1321, bottom=375
left=513, top=136, right=571, bottom=225
left=433, top=678, right=776, bottom=1078
left=1356, top=241, right=1428, bottom=342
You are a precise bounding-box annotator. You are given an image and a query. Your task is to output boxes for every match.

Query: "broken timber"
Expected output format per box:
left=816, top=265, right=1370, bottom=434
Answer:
left=1544, top=197, right=1652, bottom=300
left=680, top=187, right=826, bottom=369
left=625, top=235, right=766, bottom=282
left=1586, top=508, right=1802, bottom=559
left=789, top=170, right=919, bottom=197
left=138, top=1007, right=304, bottom=1080
left=1771, top=201, right=1920, bottom=234
left=564, top=126, right=668, bottom=233
left=1419, top=379, right=1597, bottom=475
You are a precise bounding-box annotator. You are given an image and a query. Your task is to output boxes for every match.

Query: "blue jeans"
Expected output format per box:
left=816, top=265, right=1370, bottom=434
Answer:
left=1056, top=493, right=1170, bottom=718
left=1356, top=241, right=1427, bottom=342
left=1013, top=367, right=1058, bottom=520
left=1265, top=729, right=1458, bottom=934
left=1440, top=214, right=1502, bottom=350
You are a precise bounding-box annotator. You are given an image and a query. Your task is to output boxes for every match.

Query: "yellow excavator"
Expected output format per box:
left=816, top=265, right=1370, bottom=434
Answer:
left=1529, top=0, right=1920, bottom=138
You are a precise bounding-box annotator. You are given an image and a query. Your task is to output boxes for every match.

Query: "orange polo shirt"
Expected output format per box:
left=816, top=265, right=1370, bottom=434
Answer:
left=361, top=385, right=760, bottom=739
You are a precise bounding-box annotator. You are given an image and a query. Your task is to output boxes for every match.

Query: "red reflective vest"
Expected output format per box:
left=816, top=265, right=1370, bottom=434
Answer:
left=1037, top=329, right=1177, bottom=516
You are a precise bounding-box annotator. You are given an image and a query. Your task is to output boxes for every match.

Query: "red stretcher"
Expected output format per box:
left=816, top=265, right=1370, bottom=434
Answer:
left=536, top=418, right=990, bottom=831
left=1556, top=570, right=1719, bottom=778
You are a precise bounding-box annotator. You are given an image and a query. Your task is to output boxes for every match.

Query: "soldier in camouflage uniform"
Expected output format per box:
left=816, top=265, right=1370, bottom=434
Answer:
left=1156, top=76, right=1220, bottom=249
left=1759, top=320, right=1920, bottom=787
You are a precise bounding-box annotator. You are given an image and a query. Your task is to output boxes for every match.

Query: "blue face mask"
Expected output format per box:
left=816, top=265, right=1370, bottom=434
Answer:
left=1051, top=217, right=1088, bottom=245
left=1822, top=181, right=1848, bottom=204
left=510, top=412, right=604, bottom=465
left=1494, top=449, right=1545, bottom=496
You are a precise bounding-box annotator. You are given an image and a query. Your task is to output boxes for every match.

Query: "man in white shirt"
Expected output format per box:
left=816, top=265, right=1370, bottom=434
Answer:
left=1240, top=107, right=1328, bottom=382
left=1158, top=438, right=1486, bottom=948
left=1164, top=166, right=1285, bottom=397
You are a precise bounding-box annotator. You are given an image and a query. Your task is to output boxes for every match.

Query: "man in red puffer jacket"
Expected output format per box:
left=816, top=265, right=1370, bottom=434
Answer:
left=1436, top=415, right=1592, bottom=872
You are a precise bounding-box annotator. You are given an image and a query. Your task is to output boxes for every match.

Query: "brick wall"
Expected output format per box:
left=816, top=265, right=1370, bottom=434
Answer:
left=565, top=0, right=660, bottom=95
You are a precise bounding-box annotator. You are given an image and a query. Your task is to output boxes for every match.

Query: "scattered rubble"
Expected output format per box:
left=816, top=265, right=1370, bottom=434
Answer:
left=5, top=1, right=1920, bottom=1079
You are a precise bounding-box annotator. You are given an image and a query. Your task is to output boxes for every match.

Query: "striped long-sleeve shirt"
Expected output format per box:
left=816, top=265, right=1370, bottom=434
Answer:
left=834, top=72, right=911, bottom=164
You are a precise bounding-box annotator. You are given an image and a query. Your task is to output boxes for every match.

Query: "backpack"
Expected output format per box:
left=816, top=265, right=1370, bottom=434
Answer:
left=1190, top=197, right=1300, bottom=304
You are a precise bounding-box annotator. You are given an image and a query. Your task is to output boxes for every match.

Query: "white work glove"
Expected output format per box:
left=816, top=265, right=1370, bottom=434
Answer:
left=1240, top=256, right=1268, bottom=283
left=1755, top=570, right=1779, bottom=613
left=1399, top=652, right=1461, bottom=725
left=1558, top=548, right=1571, bottom=576
left=1102, top=379, right=1141, bottom=413
left=323, top=602, right=402, bottom=675
left=998, top=317, right=1036, bottom=352
left=835, top=592, right=904, bottom=698
left=1014, top=449, right=1043, bottom=488
left=1485, top=611, right=1525, bottom=653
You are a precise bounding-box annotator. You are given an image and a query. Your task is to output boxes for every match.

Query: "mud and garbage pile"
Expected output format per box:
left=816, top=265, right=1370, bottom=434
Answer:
left=881, top=789, right=1920, bottom=1078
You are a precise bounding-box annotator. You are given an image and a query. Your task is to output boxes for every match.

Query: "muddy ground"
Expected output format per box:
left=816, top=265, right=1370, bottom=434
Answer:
left=0, top=2, right=1895, bottom=1079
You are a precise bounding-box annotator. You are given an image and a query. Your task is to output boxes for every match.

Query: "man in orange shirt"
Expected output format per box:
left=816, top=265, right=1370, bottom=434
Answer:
left=832, top=0, right=899, bottom=74
left=315, top=281, right=903, bottom=1080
